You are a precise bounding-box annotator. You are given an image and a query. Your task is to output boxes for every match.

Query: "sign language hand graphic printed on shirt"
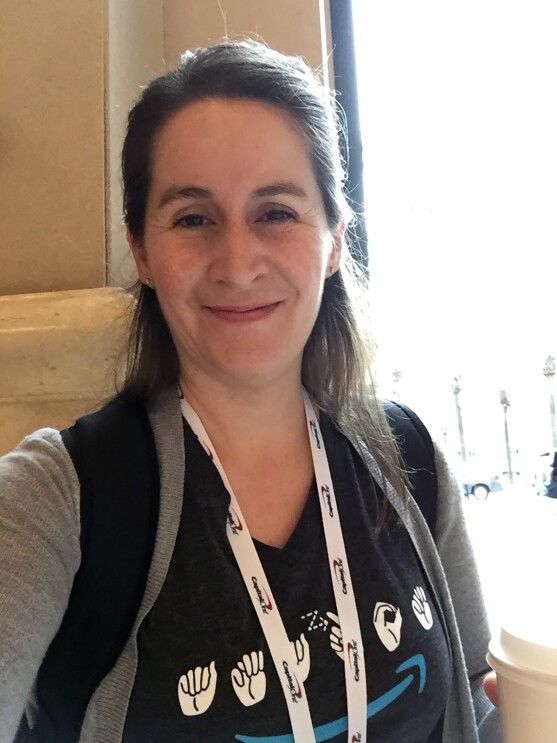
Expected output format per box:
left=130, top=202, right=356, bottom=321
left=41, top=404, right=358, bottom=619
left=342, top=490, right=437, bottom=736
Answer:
left=231, top=651, right=267, bottom=706
left=290, top=633, right=310, bottom=682
left=326, top=611, right=344, bottom=660
left=178, top=660, right=217, bottom=715
left=373, top=602, right=402, bottom=651
left=412, top=586, right=434, bottom=630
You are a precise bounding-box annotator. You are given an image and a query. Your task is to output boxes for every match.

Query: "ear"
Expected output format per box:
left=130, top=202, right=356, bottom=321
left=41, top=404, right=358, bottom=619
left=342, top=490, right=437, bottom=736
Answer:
left=328, top=221, right=346, bottom=275
left=127, top=229, right=149, bottom=280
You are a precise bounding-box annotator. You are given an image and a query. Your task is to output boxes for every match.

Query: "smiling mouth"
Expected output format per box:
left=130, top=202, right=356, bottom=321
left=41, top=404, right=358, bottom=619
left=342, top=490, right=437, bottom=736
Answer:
left=206, top=302, right=282, bottom=323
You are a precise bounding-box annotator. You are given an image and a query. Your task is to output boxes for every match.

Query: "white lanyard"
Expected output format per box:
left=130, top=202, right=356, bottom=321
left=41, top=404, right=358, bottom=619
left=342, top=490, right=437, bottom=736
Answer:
left=180, top=389, right=366, bottom=742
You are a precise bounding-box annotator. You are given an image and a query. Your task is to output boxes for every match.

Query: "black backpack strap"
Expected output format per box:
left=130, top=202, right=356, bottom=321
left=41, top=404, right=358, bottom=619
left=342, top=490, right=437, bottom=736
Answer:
left=383, top=400, right=438, bottom=532
left=28, top=397, right=160, bottom=742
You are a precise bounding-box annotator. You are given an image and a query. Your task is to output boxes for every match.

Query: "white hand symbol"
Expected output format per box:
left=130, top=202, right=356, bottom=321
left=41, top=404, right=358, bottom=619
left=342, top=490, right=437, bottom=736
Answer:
left=231, top=651, right=266, bottom=706
left=412, top=586, right=434, bottom=630
left=326, top=611, right=344, bottom=660
left=373, top=602, right=403, bottom=651
left=178, top=660, right=217, bottom=715
left=290, top=633, right=310, bottom=682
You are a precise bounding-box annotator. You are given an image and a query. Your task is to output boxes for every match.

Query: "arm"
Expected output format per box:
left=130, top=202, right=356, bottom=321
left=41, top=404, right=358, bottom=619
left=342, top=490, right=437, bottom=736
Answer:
left=432, top=442, right=501, bottom=743
left=0, top=429, right=81, bottom=741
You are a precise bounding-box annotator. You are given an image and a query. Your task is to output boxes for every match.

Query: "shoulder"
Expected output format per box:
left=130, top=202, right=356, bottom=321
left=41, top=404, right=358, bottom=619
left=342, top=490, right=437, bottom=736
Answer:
left=63, top=395, right=147, bottom=435
left=0, top=428, right=82, bottom=564
left=347, top=400, right=439, bottom=530
left=0, top=426, right=82, bottom=594
left=431, top=440, right=468, bottom=539
left=1, top=427, right=79, bottom=499
left=381, top=400, right=435, bottom=461
left=60, top=396, right=153, bottom=460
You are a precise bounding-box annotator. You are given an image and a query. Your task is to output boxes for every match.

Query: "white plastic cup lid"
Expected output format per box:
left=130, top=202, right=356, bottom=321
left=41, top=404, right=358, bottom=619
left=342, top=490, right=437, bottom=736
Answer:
left=490, top=616, right=557, bottom=677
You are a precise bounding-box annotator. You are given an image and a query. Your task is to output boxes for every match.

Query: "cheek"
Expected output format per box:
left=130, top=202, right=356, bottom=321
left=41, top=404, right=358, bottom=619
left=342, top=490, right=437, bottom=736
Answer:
left=148, top=249, right=197, bottom=292
left=154, top=260, right=183, bottom=284
left=279, top=231, right=329, bottom=274
left=286, top=247, right=328, bottom=296
left=148, top=268, right=195, bottom=323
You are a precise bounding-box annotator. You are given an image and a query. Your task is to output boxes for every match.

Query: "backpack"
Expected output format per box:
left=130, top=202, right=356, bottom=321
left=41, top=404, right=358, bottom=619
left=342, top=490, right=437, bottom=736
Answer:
left=16, top=397, right=437, bottom=742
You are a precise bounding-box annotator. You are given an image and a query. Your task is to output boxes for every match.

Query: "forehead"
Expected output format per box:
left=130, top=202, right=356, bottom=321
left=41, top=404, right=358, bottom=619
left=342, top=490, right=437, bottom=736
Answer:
left=149, top=98, right=319, bottom=196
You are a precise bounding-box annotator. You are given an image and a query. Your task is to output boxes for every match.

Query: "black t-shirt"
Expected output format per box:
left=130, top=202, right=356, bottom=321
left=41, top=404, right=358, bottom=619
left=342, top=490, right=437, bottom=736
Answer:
left=122, top=415, right=450, bottom=742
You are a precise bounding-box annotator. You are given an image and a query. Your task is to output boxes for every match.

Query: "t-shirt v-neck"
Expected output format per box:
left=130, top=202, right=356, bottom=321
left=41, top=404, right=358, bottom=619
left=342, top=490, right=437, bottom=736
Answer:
left=122, top=414, right=450, bottom=743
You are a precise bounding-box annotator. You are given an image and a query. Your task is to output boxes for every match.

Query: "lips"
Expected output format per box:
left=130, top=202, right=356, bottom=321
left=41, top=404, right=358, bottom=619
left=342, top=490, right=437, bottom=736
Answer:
left=206, top=301, right=282, bottom=323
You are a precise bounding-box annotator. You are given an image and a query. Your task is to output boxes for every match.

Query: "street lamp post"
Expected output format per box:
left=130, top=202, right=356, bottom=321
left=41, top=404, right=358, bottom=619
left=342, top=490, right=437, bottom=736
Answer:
left=500, top=389, right=514, bottom=484
left=452, top=376, right=467, bottom=466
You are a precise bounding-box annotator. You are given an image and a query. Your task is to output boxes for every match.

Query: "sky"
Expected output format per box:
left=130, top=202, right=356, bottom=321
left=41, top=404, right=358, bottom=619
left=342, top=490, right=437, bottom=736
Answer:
left=352, top=0, right=557, bottom=464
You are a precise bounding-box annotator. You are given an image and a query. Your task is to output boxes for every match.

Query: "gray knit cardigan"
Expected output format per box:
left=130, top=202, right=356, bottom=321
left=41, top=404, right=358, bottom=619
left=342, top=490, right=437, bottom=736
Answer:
left=0, top=387, right=501, bottom=743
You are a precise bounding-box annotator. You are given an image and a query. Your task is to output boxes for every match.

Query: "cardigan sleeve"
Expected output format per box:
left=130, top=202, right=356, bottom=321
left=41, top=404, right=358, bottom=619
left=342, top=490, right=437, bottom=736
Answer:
left=0, top=429, right=81, bottom=742
left=432, top=442, right=502, bottom=743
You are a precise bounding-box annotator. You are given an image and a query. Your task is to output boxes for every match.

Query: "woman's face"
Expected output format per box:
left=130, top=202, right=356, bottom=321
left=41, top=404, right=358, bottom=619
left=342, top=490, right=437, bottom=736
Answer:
left=130, top=98, right=342, bottom=390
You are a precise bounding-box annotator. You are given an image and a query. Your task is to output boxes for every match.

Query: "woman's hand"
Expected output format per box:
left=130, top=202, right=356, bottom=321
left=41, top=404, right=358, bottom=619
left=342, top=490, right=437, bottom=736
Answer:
left=483, top=671, right=499, bottom=707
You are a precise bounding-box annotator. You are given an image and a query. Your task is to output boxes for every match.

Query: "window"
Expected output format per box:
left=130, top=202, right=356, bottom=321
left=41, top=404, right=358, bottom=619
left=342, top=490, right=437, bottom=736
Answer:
left=352, top=0, right=557, bottom=627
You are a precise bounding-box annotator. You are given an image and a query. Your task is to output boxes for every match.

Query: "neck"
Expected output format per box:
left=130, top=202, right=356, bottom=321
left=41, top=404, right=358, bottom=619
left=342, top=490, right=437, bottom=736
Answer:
left=179, top=372, right=309, bottom=455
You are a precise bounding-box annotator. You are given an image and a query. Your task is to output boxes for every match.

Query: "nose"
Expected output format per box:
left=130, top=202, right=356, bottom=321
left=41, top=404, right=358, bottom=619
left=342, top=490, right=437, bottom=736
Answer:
left=208, top=223, right=268, bottom=287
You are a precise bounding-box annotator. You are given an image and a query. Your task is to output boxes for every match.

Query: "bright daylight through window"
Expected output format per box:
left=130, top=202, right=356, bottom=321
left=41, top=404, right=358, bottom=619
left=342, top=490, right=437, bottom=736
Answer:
left=352, top=0, right=557, bottom=626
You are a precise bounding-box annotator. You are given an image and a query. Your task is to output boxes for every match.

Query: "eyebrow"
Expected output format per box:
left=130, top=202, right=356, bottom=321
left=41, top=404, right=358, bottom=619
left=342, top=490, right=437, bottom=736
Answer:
left=156, top=181, right=310, bottom=210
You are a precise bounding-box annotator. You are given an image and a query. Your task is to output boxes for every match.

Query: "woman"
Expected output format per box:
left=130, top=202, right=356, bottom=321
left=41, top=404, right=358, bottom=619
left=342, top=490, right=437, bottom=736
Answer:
left=0, top=40, right=499, bottom=742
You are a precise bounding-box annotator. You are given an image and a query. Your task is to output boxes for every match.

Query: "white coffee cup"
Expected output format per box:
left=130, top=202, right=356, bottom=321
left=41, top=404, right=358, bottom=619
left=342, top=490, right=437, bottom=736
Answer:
left=488, top=620, right=557, bottom=743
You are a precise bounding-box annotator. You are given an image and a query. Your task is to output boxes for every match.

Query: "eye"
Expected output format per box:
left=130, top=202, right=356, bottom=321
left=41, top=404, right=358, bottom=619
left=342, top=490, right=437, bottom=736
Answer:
left=174, top=214, right=210, bottom=228
left=258, top=209, right=296, bottom=224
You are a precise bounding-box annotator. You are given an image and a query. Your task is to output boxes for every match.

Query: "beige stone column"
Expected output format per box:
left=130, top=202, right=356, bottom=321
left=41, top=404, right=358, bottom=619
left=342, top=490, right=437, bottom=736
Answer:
left=0, top=0, right=163, bottom=452
left=0, top=0, right=106, bottom=295
left=106, top=0, right=165, bottom=287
